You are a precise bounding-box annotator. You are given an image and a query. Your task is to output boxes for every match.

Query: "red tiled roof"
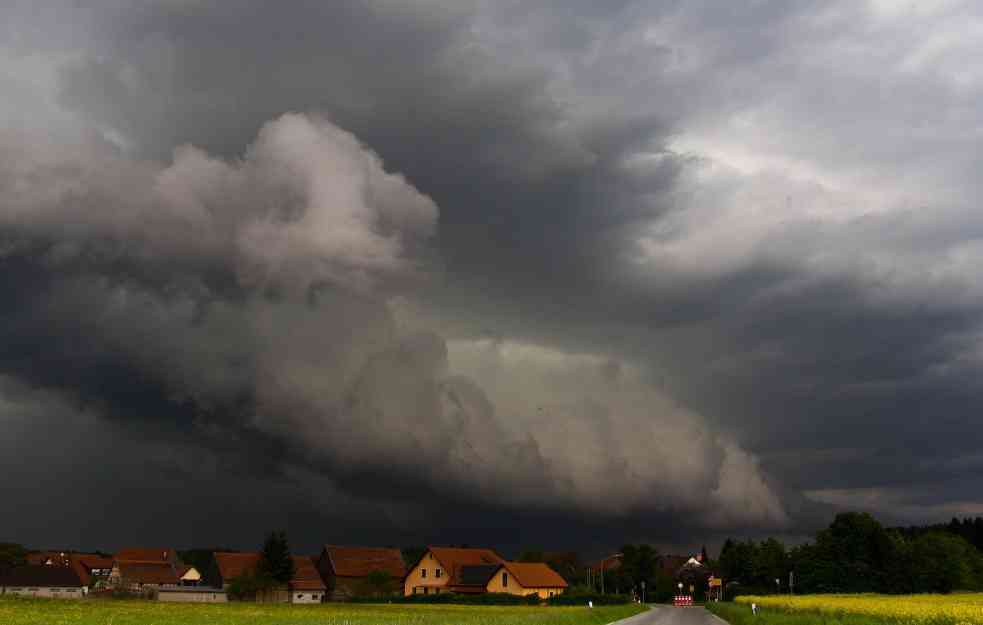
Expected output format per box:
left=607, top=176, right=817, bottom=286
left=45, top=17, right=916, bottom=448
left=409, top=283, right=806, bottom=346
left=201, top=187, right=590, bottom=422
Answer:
left=70, top=555, right=113, bottom=586
left=0, top=564, right=83, bottom=588
left=27, top=551, right=72, bottom=567
left=500, top=562, right=568, bottom=588
left=425, top=547, right=504, bottom=585
left=213, top=552, right=324, bottom=590
left=115, top=548, right=174, bottom=562
left=290, top=556, right=326, bottom=591
left=213, top=552, right=261, bottom=581
left=116, top=560, right=180, bottom=585
left=323, top=545, right=406, bottom=579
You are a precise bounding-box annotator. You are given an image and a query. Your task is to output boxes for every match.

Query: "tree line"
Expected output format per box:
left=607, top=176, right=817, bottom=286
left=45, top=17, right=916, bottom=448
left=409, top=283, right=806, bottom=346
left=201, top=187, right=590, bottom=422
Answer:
left=719, top=512, right=983, bottom=595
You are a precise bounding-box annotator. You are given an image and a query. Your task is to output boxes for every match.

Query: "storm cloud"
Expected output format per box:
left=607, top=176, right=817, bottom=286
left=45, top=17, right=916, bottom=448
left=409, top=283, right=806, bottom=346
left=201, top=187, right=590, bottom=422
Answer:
left=2, top=0, right=983, bottom=554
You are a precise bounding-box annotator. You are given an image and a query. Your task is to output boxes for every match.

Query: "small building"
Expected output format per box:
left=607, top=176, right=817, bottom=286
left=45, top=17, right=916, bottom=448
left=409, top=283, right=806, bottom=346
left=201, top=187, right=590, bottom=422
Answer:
left=403, top=546, right=504, bottom=596
left=290, top=556, right=327, bottom=604
left=210, top=552, right=325, bottom=603
left=485, top=562, right=568, bottom=599
left=0, top=564, right=84, bottom=599
left=315, top=545, right=406, bottom=600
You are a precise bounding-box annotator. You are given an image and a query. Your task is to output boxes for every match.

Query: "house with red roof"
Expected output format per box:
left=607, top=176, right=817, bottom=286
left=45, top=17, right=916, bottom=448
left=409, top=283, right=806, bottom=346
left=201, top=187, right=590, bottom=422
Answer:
left=315, top=545, right=406, bottom=600
left=209, top=552, right=325, bottom=603
left=485, top=561, right=568, bottom=599
left=402, top=546, right=504, bottom=596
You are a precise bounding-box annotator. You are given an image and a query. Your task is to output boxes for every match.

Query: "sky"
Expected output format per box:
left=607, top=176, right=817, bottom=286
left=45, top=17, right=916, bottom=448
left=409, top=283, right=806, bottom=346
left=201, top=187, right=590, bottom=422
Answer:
left=2, top=0, right=983, bottom=558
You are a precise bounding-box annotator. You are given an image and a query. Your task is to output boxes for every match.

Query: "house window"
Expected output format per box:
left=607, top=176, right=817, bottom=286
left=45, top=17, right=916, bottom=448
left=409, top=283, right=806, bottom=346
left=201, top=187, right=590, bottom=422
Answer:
left=549, top=591, right=555, bottom=597
left=502, top=573, right=508, bottom=587
left=297, top=594, right=304, bottom=600
left=423, top=587, right=429, bottom=595
left=421, top=568, right=427, bottom=578
left=435, top=568, right=441, bottom=578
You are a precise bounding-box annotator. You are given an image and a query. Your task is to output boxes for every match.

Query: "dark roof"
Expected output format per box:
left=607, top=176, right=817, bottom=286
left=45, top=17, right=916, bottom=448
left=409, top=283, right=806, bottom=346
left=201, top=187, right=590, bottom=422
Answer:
left=0, top=565, right=83, bottom=588
left=116, top=548, right=174, bottom=562
left=659, top=555, right=690, bottom=577
left=212, top=552, right=325, bottom=591
left=587, top=553, right=623, bottom=573
left=323, top=545, right=406, bottom=579
left=213, top=552, right=260, bottom=582
left=116, top=561, right=180, bottom=585
left=456, top=564, right=500, bottom=586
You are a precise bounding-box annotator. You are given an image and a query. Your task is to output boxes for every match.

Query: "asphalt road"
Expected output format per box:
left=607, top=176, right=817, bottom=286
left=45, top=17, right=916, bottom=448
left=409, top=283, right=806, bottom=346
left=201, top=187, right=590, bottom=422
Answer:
left=613, top=605, right=726, bottom=625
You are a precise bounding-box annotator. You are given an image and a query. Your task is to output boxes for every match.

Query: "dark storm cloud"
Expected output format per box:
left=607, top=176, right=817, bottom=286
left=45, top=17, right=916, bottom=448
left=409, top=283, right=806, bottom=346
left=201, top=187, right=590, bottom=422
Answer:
left=4, top=0, right=983, bottom=552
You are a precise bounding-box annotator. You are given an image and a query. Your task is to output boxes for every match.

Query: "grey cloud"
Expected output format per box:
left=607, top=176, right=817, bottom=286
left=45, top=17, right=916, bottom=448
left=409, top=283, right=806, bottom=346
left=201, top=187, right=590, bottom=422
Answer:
left=6, top=0, right=983, bottom=550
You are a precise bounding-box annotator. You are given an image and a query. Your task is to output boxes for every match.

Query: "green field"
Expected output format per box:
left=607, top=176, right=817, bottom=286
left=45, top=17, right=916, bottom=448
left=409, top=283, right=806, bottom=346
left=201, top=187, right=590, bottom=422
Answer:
left=707, top=594, right=983, bottom=625
left=0, top=596, right=646, bottom=625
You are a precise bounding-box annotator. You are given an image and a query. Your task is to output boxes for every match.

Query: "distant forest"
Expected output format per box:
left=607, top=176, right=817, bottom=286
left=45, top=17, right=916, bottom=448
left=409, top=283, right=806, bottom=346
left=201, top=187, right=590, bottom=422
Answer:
left=718, top=513, right=983, bottom=597
left=890, top=517, right=983, bottom=552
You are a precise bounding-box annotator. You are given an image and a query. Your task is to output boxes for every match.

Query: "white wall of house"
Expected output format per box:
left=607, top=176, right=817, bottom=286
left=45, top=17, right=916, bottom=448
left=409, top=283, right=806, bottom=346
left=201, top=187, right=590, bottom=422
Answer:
left=158, top=589, right=228, bottom=603
left=290, top=591, right=323, bottom=604
left=1, top=586, right=84, bottom=599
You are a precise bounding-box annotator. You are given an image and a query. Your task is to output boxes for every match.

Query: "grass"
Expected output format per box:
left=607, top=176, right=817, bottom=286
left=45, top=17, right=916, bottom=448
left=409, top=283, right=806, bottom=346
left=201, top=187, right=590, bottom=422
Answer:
left=707, top=594, right=983, bottom=625
left=0, top=596, right=647, bottom=625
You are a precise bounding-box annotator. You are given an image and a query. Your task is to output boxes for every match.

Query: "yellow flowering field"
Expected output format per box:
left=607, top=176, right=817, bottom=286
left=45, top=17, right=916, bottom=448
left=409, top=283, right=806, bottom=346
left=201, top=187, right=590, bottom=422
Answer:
left=735, top=594, right=983, bottom=625
left=0, top=596, right=645, bottom=625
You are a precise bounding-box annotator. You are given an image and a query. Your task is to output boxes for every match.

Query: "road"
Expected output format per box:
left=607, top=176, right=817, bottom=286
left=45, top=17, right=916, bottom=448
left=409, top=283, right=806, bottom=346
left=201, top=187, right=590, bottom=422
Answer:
left=613, top=605, right=726, bottom=625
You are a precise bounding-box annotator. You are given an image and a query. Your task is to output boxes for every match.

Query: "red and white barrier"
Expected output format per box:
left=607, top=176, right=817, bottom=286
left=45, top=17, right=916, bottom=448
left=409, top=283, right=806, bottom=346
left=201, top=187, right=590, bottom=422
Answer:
left=673, top=595, right=693, bottom=606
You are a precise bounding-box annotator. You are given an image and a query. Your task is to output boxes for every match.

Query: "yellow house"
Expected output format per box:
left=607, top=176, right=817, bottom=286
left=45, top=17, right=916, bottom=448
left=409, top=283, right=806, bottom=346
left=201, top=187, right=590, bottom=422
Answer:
left=485, top=562, right=568, bottom=599
left=403, top=547, right=504, bottom=596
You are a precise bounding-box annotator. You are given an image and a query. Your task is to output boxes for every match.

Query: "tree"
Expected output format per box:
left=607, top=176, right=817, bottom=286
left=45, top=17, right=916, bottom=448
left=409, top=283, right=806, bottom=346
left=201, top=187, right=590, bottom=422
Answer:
left=0, top=543, right=27, bottom=574
left=719, top=539, right=756, bottom=586
left=753, top=538, right=787, bottom=590
left=258, top=531, right=294, bottom=584
left=363, top=570, right=394, bottom=597
left=909, top=532, right=981, bottom=593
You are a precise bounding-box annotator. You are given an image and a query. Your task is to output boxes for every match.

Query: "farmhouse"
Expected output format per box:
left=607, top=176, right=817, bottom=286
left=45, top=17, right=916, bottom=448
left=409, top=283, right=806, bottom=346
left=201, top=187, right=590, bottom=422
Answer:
left=403, top=546, right=504, bottom=596
left=315, top=545, right=406, bottom=600
left=111, top=560, right=181, bottom=589
left=209, top=552, right=326, bottom=603
left=71, top=554, right=114, bottom=590
left=0, top=564, right=84, bottom=598
left=485, top=562, right=568, bottom=599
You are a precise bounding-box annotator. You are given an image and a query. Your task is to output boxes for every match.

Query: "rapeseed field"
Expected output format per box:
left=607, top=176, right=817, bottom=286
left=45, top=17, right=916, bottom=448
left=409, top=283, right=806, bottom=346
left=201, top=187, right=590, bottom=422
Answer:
left=0, top=596, right=645, bottom=625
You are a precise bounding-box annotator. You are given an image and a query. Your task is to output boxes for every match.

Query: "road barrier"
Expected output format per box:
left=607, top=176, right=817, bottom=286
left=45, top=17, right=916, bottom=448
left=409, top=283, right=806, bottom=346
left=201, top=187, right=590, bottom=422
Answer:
left=673, top=595, right=694, bottom=606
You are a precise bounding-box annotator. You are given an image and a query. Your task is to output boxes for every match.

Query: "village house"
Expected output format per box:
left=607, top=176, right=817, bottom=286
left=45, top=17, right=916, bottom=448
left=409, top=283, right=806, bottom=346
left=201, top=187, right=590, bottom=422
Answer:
left=25, top=551, right=114, bottom=593
left=0, top=564, right=85, bottom=599
left=108, top=547, right=204, bottom=594
left=209, top=552, right=326, bottom=603
left=315, top=545, right=406, bottom=600
left=403, top=546, right=504, bottom=596
left=71, top=554, right=115, bottom=591
left=484, top=561, right=568, bottom=599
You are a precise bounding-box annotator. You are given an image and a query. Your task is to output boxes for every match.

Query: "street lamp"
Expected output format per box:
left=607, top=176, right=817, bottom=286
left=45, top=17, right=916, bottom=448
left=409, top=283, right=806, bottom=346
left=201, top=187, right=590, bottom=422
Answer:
left=775, top=578, right=780, bottom=594
left=641, top=580, right=646, bottom=604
